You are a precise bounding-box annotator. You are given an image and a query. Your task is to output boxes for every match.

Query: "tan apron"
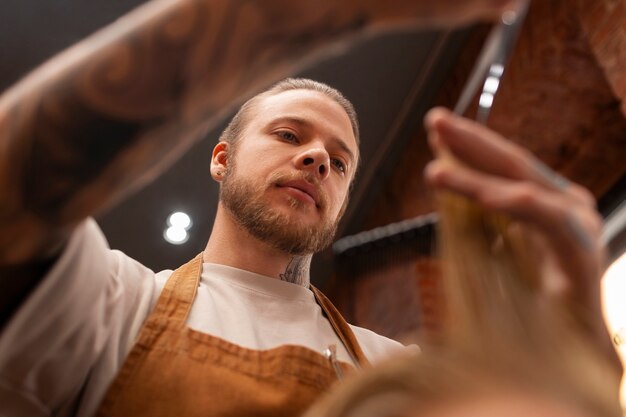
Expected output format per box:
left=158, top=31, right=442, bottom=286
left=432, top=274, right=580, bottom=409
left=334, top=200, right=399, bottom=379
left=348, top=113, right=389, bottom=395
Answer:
left=95, top=254, right=370, bottom=417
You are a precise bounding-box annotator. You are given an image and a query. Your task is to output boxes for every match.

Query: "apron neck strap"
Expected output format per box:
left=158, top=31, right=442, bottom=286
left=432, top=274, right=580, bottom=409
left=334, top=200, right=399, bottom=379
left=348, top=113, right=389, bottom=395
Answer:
left=151, top=254, right=371, bottom=368
left=151, top=253, right=203, bottom=327
left=311, top=286, right=371, bottom=369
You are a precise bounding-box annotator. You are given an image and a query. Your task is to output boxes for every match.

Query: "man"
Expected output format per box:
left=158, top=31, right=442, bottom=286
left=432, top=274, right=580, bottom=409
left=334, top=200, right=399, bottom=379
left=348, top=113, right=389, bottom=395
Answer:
left=3, top=77, right=409, bottom=417
left=0, top=0, right=614, bottom=416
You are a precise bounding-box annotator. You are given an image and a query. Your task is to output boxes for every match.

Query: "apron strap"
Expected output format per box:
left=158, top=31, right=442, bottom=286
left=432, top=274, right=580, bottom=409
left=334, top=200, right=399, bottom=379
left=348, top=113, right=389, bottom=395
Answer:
left=311, top=286, right=371, bottom=369
left=150, top=253, right=203, bottom=327
left=148, top=254, right=370, bottom=369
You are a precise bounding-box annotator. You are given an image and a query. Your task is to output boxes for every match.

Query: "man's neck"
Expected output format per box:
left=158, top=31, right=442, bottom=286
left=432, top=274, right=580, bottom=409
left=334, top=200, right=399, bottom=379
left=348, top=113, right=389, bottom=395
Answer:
left=203, top=205, right=312, bottom=286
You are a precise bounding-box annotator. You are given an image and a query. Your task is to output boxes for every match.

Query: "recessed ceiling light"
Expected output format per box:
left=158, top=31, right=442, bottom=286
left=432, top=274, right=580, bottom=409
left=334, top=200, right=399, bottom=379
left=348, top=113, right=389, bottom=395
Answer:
left=164, top=211, right=192, bottom=245
left=167, top=211, right=192, bottom=229
left=164, top=225, right=189, bottom=245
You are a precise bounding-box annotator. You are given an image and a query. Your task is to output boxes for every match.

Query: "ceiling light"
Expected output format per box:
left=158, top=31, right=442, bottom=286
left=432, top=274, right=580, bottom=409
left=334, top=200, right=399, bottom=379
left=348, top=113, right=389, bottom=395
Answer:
left=164, top=211, right=192, bottom=245
left=164, top=226, right=189, bottom=245
left=167, top=211, right=192, bottom=229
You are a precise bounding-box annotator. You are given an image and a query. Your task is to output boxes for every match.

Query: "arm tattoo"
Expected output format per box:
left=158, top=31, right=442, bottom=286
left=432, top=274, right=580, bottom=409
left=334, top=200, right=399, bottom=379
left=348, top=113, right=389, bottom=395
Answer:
left=0, top=0, right=372, bottom=264
left=279, top=255, right=312, bottom=286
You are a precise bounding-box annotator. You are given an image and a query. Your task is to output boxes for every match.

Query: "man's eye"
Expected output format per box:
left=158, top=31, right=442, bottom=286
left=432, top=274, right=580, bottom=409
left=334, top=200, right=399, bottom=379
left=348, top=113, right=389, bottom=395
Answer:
left=277, top=131, right=298, bottom=142
left=331, top=158, right=346, bottom=173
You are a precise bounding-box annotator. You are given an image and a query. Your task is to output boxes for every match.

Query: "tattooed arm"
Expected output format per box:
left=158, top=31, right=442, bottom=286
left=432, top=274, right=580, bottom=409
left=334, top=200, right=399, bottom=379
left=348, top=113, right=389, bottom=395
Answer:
left=0, top=0, right=517, bottom=263
left=0, top=0, right=514, bottom=323
left=0, top=0, right=364, bottom=266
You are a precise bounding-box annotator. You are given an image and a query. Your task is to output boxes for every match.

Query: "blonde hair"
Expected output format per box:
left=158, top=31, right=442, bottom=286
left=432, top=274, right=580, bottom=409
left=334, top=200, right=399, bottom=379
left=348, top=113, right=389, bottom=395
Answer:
left=306, top=151, right=621, bottom=417
left=219, top=78, right=360, bottom=149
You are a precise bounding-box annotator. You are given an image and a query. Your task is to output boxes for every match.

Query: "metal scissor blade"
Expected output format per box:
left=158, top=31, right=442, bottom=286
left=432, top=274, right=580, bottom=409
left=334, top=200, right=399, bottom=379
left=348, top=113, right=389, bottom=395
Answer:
left=454, top=0, right=530, bottom=123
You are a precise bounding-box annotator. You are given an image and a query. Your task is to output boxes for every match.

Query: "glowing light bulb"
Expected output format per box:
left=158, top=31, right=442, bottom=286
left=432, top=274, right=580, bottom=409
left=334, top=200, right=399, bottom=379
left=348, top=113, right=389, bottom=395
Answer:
left=167, top=211, right=192, bottom=229
left=164, top=226, right=188, bottom=244
left=164, top=211, right=192, bottom=245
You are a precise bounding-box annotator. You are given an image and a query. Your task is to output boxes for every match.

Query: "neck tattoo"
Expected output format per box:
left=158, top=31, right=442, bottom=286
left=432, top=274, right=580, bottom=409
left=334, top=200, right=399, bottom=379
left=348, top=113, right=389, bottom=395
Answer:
left=279, top=255, right=312, bottom=286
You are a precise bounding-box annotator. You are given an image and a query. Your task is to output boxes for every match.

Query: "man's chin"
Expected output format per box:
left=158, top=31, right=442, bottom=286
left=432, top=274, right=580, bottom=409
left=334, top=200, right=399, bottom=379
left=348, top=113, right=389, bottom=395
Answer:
left=220, top=179, right=335, bottom=254
left=273, top=201, right=325, bottom=225
left=262, top=221, right=337, bottom=255
left=278, top=193, right=323, bottom=215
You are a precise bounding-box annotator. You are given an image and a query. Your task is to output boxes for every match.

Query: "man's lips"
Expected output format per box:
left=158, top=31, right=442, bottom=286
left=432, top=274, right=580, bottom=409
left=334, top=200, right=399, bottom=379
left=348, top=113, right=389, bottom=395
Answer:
left=277, top=180, right=320, bottom=208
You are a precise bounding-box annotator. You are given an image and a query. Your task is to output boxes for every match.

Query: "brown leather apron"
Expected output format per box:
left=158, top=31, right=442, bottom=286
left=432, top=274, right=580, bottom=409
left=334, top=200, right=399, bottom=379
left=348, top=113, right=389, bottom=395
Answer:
left=95, top=254, right=370, bottom=417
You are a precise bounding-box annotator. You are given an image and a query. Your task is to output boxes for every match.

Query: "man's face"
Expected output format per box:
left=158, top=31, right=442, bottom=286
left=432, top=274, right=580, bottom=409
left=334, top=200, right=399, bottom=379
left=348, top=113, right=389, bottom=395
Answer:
left=220, top=89, right=358, bottom=255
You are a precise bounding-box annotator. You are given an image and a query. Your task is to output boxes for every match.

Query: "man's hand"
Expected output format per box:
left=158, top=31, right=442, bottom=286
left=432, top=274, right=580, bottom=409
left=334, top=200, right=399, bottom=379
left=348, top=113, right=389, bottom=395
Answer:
left=423, top=107, right=611, bottom=352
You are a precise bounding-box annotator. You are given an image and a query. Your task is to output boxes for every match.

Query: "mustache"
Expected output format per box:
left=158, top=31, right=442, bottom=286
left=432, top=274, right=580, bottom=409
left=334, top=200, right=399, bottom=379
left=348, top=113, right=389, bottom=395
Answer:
left=268, top=171, right=329, bottom=209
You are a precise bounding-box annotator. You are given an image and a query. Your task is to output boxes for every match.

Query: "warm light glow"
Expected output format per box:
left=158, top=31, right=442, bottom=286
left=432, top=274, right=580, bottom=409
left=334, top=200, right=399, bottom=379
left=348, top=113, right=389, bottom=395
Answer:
left=602, top=252, right=626, bottom=406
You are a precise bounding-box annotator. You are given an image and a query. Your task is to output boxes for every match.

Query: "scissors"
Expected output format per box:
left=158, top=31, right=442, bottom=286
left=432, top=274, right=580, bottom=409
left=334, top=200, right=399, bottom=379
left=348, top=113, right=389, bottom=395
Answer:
left=454, top=0, right=530, bottom=124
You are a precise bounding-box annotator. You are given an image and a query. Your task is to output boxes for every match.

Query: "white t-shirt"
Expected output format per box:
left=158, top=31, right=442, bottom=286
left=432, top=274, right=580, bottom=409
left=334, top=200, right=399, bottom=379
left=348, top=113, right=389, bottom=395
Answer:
left=0, top=219, right=407, bottom=417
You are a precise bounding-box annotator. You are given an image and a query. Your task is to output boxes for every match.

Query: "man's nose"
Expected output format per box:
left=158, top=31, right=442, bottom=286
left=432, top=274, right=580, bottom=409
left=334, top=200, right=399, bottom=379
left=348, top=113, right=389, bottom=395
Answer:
left=295, top=147, right=330, bottom=181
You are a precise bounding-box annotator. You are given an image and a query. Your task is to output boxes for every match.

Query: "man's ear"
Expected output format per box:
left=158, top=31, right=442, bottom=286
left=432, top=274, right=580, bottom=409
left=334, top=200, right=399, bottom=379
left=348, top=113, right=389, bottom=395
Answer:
left=210, top=141, right=229, bottom=182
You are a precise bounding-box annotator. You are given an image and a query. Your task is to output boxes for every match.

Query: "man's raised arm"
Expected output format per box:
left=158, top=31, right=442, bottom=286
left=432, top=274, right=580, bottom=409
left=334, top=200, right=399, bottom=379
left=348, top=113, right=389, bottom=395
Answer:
left=0, top=0, right=514, bottom=323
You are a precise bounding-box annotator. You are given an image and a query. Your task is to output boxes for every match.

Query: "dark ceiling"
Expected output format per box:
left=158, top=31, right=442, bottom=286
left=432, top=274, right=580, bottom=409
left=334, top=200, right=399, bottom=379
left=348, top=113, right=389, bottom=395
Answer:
left=1, top=1, right=470, bottom=274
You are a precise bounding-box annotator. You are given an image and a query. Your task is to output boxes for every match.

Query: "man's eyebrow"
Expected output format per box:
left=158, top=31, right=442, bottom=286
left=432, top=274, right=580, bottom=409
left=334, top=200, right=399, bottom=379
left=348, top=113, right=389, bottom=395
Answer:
left=269, top=116, right=356, bottom=164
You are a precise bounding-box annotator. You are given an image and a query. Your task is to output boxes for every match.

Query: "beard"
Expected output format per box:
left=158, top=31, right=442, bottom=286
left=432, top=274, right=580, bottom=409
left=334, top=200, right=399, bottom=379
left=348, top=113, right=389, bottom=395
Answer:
left=220, top=167, right=339, bottom=255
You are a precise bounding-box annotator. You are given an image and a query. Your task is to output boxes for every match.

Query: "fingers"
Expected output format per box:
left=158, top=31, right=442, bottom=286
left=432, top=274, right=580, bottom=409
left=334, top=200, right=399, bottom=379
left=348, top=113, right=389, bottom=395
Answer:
left=425, top=108, right=527, bottom=181
left=424, top=107, right=606, bottom=307
left=424, top=107, right=596, bottom=207
left=425, top=156, right=601, bottom=250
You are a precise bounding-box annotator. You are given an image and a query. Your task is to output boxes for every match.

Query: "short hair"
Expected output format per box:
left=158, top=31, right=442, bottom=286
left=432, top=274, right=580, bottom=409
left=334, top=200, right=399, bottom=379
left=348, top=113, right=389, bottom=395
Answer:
left=219, top=78, right=360, bottom=150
